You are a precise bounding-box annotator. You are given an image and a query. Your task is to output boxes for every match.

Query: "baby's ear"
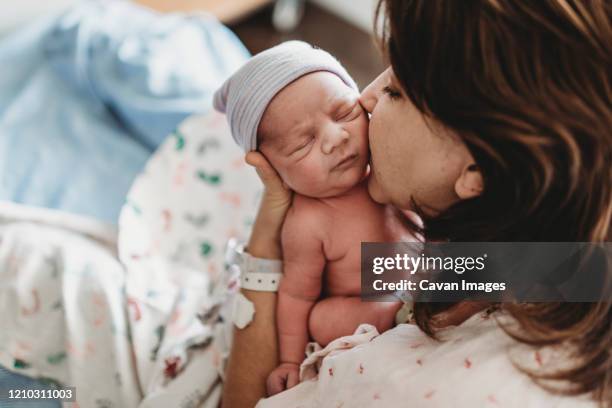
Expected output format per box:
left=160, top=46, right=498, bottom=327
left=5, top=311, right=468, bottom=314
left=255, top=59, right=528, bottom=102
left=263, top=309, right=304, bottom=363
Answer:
left=455, top=164, right=483, bottom=199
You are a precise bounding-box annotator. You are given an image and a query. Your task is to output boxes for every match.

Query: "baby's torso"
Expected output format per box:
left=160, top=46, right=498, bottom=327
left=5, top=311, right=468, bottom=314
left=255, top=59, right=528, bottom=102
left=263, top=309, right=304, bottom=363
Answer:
left=295, top=183, right=394, bottom=296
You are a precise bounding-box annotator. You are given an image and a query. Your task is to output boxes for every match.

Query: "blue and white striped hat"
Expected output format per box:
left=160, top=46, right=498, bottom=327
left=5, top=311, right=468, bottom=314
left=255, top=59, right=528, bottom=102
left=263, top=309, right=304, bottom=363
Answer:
left=213, top=41, right=358, bottom=152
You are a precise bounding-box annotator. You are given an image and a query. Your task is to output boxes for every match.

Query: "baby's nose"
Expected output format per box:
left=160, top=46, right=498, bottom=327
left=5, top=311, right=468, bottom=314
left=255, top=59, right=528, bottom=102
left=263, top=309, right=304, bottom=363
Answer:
left=321, top=127, right=349, bottom=155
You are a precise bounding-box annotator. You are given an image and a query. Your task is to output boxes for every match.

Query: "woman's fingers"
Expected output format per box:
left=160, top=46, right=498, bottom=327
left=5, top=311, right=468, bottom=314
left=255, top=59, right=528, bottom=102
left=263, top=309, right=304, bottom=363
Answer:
left=399, top=209, right=424, bottom=230
left=245, top=152, right=287, bottom=190
left=246, top=151, right=292, bottom=214
left=399, top=209, right=425, bottom=242
left=245, top=152, right=293, bottom=259
left=385, top=206, right=425, bottom=242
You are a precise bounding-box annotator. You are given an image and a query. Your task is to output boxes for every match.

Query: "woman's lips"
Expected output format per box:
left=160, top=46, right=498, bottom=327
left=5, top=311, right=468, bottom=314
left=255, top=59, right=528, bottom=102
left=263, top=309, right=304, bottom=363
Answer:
left=333, top=153, right=358, bottom=171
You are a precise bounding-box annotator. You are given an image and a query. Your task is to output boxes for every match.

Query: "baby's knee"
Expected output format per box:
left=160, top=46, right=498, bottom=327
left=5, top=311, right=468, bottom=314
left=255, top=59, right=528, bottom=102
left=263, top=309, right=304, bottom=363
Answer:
left=308, top=300, right=335, bottom=346
left=370, top=301, right=403, bottom=333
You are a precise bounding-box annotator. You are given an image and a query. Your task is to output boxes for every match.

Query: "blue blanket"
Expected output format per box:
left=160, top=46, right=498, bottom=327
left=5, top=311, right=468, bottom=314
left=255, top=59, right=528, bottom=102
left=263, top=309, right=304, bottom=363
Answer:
left=0, top=1, right=249, bottom=223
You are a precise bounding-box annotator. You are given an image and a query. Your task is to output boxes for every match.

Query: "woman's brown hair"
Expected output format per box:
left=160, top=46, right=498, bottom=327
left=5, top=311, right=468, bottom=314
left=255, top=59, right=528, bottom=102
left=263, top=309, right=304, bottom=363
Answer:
left=376, top=0, right=612, bottom=404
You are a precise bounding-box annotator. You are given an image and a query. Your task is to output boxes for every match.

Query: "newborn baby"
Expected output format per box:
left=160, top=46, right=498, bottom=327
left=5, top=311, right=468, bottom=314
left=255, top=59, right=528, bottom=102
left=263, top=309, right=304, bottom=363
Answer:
left=213, top=41, right=402, bottom=395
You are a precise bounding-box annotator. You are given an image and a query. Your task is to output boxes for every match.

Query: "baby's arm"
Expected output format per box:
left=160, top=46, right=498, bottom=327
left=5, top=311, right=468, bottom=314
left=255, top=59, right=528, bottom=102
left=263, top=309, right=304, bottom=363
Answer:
left=267, top=200, right=327, bottom=395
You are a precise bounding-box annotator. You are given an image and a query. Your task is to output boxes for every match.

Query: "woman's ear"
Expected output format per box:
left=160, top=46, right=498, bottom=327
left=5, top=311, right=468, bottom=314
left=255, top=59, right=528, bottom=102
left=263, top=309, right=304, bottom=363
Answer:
left=455, top=164, right=483, bottom=199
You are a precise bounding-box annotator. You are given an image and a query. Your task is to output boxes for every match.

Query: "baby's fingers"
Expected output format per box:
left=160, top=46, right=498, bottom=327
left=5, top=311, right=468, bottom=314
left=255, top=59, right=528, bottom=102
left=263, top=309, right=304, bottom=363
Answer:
left=286, top=370, right=300, bottom=390
left=266, top=372, right=287, bottom=396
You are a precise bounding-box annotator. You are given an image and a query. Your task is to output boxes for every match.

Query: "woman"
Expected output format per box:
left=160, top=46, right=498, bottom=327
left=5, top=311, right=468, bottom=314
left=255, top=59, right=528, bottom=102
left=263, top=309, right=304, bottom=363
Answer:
left=222, top=0, right=612, bottom=406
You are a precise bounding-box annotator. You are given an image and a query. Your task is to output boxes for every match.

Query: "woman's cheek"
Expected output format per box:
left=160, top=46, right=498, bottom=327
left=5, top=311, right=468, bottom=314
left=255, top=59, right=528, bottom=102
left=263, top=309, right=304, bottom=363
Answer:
left=365, top=119, right=392, bottom=203
left=367, top=169, right=389, bottom=204
left=367, top=140, right=389, bottom=201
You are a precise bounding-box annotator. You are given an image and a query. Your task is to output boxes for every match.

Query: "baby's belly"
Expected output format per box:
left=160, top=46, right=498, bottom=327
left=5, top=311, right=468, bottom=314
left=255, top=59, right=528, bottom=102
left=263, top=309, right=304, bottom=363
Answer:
left=323, top=259, right=363, bottom=297
left=322, top=234, right=387, bottom=297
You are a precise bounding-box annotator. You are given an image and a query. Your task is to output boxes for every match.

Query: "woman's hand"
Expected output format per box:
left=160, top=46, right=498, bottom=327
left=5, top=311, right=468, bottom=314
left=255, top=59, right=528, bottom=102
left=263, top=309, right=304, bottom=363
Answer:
left=245, top=151, right=293, bottom=259
left=384, top=205, right=425, bottom=243
left=246, top=151, right=292, bottom=222
left=221, top=151, right=292, bottom=408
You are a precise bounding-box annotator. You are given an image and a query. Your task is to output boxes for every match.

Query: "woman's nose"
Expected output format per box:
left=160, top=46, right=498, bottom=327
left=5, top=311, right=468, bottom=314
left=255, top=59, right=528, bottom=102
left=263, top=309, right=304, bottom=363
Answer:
left=359, top=83, right=378, bottom=114
left=359, top=68, right=390, bottom=114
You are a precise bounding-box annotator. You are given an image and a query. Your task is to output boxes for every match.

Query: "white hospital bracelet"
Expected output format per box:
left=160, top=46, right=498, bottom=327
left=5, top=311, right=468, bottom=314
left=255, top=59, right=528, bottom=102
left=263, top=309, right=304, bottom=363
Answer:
left=225, top=238, right=283, bottom=329
left=226, top=238, right=283, bottom=292
left=240, top=271, right=283, bottom=291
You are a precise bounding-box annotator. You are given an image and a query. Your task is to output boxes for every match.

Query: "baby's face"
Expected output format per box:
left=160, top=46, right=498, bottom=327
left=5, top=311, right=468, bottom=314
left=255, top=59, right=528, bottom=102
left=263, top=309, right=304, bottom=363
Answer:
left=258, top=71, right=369, bottom=198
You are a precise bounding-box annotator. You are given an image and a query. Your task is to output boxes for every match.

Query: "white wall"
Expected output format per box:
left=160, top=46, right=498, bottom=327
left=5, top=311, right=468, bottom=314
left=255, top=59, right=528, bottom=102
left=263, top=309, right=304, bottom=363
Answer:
left=310, top=0, right=378, bottom=32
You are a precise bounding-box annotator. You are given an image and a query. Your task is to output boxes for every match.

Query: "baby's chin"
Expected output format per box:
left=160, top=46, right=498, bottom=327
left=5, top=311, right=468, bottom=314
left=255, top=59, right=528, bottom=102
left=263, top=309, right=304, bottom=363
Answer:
left=293, top=165, right=368, bottom=198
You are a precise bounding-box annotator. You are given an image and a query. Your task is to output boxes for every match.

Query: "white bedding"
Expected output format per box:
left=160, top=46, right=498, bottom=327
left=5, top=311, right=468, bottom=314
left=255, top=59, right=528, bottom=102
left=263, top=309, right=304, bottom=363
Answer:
left=0, top=111, right=262, bottom=407
left=0, top=201, right=140, bottom=407
left=0, top=0, right=78, bottom=36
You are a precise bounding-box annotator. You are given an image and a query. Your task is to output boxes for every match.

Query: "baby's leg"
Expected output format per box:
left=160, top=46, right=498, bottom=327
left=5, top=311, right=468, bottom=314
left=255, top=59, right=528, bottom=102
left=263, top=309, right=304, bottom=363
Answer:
left=308, top=297, right=402, bottom=347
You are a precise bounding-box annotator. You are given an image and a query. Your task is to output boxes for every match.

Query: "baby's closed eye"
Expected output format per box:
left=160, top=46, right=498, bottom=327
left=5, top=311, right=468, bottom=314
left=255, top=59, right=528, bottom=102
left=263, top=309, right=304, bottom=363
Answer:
left=294, top=136, right=314, bottom=152
left=336, top=102, right=362, bottom=122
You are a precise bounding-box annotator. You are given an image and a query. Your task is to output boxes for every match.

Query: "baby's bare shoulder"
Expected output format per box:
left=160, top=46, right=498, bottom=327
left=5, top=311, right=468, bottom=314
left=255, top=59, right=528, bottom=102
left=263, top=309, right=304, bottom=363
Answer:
left=283, top=195, right=331, bottom=236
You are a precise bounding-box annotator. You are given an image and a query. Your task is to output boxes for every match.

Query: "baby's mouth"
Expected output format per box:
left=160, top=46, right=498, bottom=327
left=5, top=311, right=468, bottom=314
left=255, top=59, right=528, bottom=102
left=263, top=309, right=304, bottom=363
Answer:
left=333, top=153, right=358, bottom=171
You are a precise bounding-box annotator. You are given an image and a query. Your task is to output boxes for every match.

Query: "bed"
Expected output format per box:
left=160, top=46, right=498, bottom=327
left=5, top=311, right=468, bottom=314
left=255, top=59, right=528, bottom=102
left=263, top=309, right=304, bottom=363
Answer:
left=0, top=0, right=278, bottom=35
left=0, top=1, right=263, bottom=406
left=0, top=0, right=254, bottom=223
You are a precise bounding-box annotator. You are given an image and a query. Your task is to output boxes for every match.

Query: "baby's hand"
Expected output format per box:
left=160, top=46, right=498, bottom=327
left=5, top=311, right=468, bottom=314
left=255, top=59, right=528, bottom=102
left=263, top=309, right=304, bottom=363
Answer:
left=266, top=362, right=300, bottom=396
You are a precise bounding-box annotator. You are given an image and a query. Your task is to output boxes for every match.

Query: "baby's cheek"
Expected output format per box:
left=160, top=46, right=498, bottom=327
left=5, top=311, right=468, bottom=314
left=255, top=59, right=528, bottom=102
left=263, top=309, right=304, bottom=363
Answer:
left=349, top=115, right=369, bottom=148
left=358, top=114, right=370, bottom=142
left=287, top=160, right=324, bottom=193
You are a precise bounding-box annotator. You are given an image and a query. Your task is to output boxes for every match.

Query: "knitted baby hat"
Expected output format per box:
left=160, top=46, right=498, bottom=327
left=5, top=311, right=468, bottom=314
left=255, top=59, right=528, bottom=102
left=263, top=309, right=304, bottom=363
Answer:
left=213, top=40, right=358, bottom=152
